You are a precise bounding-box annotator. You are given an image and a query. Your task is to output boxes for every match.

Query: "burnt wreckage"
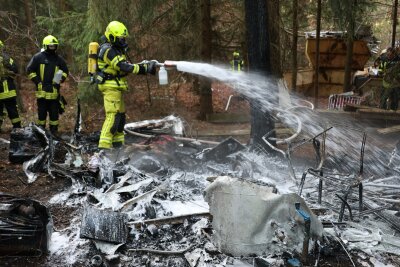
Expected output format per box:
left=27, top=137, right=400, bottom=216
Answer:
left=4, top=113, right=400, bottom=266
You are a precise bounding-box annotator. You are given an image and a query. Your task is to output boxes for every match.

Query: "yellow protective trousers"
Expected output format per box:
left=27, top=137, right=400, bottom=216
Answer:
left=98, top=89, right=126, bottom=149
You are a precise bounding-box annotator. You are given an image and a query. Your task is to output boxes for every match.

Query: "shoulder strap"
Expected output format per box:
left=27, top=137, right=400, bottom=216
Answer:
left=98, top=43, right=112, bottom=61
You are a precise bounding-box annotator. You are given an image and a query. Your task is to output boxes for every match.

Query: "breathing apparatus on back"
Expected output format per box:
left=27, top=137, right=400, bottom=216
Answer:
left=88, top=41, right=99, bottom=84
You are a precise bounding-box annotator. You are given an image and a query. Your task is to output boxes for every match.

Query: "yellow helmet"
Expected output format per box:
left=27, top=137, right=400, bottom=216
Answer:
left=43, top=35, right=59, bottom=51
left=105, top=21, right=128, bottom=48
left=233, top=51, right=240, bottom=57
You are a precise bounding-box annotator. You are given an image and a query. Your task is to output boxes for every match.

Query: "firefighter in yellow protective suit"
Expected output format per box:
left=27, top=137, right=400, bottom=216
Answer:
left=96, top=21, right=156, bottom=149
left=27, top=35, right=69, bottom=135
left=230, top=51, right=244, bottom=72
left=0, top=40, right=22, bottom=130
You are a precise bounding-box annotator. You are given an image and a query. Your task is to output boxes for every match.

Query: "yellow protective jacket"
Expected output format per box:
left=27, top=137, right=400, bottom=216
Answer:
left=0, top=52, right=18, bottom=100
left=26, top=51, right=68, bottom=100
left=97, top=43, right=147, bottom=92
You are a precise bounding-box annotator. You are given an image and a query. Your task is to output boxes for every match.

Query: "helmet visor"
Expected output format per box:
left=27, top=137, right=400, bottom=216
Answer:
left=47, top=44, right=58, bottom=50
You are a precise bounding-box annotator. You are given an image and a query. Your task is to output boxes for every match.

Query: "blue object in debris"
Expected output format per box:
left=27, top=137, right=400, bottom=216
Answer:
left=287, top=258, right=302, bottom=267
left=295, top=202, right=310, bottom=222
left=295, top=202, right=311, bottom=263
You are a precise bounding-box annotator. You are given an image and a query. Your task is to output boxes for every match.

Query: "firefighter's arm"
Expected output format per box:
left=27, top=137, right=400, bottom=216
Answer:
left=26, top=56, right=41, bottom=85
left=3, top=54, right=18, bottom=75
left=58, top=57, right=69, bottom=83
left=117, top=60, right=147, bottom=74
left=121, top=60, right=156, bottom=75
left=106, top=49, right=154, bottom=75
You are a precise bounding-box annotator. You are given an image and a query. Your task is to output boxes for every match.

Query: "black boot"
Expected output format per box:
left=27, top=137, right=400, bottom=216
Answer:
left=113, top=141, right=123, bottom=148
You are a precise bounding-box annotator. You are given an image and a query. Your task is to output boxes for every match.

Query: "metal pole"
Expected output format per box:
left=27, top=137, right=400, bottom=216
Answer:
left=318, top=171, right=323, bottom=204
left=314, top=0, right=321, bottom=108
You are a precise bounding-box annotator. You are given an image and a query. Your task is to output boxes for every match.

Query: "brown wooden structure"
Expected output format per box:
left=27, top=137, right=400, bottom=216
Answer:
left=306, top=32, right=371, bottom=97
left=284, top=32, right=371, bottom=97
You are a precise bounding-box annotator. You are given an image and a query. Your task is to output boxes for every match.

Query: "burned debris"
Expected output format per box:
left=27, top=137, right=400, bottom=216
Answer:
left=0, top=113, right=399, bottom=267
left=0, top=193, right=52, bottom=257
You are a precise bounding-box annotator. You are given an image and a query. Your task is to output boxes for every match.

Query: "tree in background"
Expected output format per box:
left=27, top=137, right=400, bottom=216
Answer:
left=328, top=0, right=377, bottom=91
left=0, top=0, right=393, bottom=126
left=245, top=0, right=282, bottom=153
left=198, top=0, right=213, bottom=120
left=291, top=0, right=299, bottom=92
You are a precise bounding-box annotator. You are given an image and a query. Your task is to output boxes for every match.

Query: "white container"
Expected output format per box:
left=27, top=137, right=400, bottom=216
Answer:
left=158, top=66, right=168, bottom=85
left=53, top=70, right=63, bottom=84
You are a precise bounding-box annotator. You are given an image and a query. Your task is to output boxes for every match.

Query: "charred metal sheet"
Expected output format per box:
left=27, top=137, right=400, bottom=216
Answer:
left=203, top=137, right=245, bottom=162
left=9, top=126, right=47, bottom=163
left=124, top=115, right=184, bottom=135
left=23, top=149, right=49, bottom=184
left=364, top=201, right=400, bottom=233
left=80, top=205, right=128, bottom=243
left=0, top=193, right=52, bottom=256
left=129, top=212, right=212, bottom=229
left=253, top=258, right=270, bottom=267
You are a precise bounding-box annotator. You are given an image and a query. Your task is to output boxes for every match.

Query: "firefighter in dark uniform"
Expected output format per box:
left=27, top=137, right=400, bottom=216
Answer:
left=0, top=40, right=22, bottom=130
left=96, top=21, right=156, bottom=149
left=26, top=35, right=69, bottom=135
left=381, top=61, right=400, bottom=110
left=377, top=47, right=400, bottom=110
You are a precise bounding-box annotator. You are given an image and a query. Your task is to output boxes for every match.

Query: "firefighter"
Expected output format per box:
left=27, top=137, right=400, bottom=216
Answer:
left=381, top=61, right=400, bottom=110
left=377, top=47, right=400, bottom=110
left=96, top=21, right=156, bottom=149
left=376, top=47, right=399, bottom=77
left=27, top=35, right=69, bottom=136
left=0, top=40, right=22, bottom=130
left=230, top=51, right=244, bottom=72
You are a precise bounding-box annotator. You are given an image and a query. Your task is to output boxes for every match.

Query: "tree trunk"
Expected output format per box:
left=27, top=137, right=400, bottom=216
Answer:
left=291, top=0, right=298, bottom=92
left=245, top=0, right=278, bottom=153
left=23, top=0, right=33, bottom=28
left=198, top=0, right=213, bottom=120
left=59, top=0, right=68, bottom=12
left=18, top=0, right=33, bottom=113
left=58, top=0, right=74, bottom=64
left=15, top=73, right=25, bottom=114
left=392, top=0, right=398, bottom=47
left=343, top=1, right=355, bottom=92
left=268, top=1, right=282, bottom=77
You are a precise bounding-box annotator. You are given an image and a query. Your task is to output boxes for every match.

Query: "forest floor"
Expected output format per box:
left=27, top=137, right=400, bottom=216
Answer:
left=0, top=77, right=398, bottom=266
left=0, top=79, right=254, bottom=266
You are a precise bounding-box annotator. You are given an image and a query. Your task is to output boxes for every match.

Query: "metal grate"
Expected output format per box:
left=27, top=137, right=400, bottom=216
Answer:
left=328, top=94, right=362, bottom=110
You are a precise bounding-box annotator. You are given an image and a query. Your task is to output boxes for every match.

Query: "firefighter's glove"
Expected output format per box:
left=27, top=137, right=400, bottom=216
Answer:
left=146, top=60, right=157, bottom=75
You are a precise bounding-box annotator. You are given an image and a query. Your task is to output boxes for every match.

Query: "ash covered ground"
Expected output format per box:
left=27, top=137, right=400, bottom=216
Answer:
left=0, top=112, right=399, bottom=267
